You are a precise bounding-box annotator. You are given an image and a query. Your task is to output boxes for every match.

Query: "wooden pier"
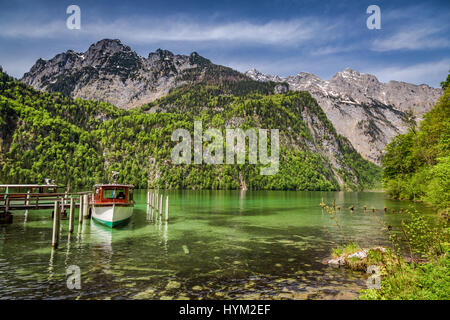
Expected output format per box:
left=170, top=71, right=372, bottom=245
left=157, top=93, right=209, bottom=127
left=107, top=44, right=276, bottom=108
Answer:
left=0, top=191, right=93, bottom=223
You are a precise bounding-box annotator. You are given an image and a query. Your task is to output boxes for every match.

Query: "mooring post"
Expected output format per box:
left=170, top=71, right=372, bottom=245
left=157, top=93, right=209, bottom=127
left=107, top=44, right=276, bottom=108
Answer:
left=151, top=191, right=154, bottom=208
left=52, top=200, right=60, bottom=248
left=83, top=194, right=89, bottom=218
left=69, top=198, right=75, bottom=233
left=60, top=196, right=65, bottom=216
left=5, top=197, right=10, bottom=214
left=78, top=196, right=84, bottom=224
left=159, top=194, right=163, bottom=218
left=165, top=196, right=169, bottom=222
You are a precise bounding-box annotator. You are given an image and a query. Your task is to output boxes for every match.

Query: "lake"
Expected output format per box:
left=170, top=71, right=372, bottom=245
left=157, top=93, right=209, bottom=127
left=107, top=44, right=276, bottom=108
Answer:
left=0, top=190, right=436, bottom=300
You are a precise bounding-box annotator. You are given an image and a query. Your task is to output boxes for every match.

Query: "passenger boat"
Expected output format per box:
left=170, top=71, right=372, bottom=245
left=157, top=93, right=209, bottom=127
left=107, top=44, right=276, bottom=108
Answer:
left=91, top=184, right=135, bottom=227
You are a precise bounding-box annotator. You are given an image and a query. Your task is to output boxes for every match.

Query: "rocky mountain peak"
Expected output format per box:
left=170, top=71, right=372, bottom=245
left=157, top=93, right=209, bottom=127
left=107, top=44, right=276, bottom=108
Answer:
left=87, top=39, right=130, bottom=54
left=21, top=40, right=240, bottom=109
left=246, top=67, right=443, bottom=164
left=152, top=48, right=174, bottom=59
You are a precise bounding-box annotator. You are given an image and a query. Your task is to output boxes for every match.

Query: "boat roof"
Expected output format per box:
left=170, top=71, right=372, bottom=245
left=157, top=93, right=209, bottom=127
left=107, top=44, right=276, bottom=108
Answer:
left=0, top=184, right=60, bottom=188
left=94, top=184, right=134, bottom=188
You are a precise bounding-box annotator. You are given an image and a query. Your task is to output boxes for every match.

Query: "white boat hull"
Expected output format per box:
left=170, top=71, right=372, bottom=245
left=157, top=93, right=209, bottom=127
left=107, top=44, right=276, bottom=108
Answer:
left=92, top=204, right=133, bottom=227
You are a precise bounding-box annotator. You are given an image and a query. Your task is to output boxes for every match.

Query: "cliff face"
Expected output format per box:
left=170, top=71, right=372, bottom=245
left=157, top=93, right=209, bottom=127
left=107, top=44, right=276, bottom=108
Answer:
left=21, top=39, right=245, bottom=109
left=245, top=68, right=442, bottom=164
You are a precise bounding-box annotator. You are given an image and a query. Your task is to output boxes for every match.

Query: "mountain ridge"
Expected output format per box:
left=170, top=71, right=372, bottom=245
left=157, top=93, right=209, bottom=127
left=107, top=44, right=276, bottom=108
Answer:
left=21, top=39, right=248, bottom=109
left=1, top=68, right=380, bottom=190
left=20, top=39, right=443, bottom=164
left=245, top=68, right=443, bottom=164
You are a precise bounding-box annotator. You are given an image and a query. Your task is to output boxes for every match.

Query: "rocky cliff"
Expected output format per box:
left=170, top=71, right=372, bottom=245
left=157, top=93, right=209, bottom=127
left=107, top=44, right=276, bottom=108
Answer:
left=21, top=39, right=245, bottom=109
left=245, top=68, right=442, bottom=163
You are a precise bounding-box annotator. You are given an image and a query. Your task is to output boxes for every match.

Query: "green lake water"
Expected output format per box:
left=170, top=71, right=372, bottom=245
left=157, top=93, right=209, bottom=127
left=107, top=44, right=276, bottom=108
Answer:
left=0, top=190, right=436, bottom=300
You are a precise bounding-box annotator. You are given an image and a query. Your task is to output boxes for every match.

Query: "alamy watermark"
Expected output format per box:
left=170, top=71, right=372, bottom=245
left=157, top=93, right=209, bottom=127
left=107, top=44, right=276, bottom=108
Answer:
left=366, top=265, right=381, bottom=289
left=66, top=5, right=81, bottom=30
left=366, top=5, right=381, bottom=30
left=66, top=265, right=81, bottom=290
left=171, top=121, right=279, bottom=175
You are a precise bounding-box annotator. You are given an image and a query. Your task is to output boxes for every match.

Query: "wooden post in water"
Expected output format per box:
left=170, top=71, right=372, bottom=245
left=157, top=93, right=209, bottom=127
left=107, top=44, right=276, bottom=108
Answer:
left=159, top=194, right=163, bottom=218
left=60, top=196, right=65, bottom=216
left=5, top=197, right=10, bottom=214
left=151, top=192, right=154, bottom=208
left=69, top=198, right=75, bottom=233
left=83, top=194, right=89, bottom=218
left=165, top=196, right=169, bottom=222
left=52, top=200, right=60, bottom=248
left=78, top=196, right=84, bottom=224
left=26, top=190, right=30, bottom=206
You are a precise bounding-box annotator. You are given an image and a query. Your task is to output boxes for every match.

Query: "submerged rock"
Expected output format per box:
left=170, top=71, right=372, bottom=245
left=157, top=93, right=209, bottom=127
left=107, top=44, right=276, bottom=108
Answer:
left=327, top=256, right=346, bottom=266
left=347, top=250, right=368, bottom=260
left=327, top=246, right=387, bottom=270
left=166, top=280, right=181, bottom=290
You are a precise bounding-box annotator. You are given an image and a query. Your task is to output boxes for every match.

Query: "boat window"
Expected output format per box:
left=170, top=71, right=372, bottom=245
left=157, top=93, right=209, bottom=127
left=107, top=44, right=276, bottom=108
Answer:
left=103, top=189, right=126, bottom=200
left=94, top=188, right=100, bottom=200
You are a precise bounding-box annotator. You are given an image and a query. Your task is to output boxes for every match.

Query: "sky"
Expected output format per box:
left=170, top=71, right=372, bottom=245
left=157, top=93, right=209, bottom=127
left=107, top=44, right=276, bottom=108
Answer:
left=0, top=0, right=449, bottom=87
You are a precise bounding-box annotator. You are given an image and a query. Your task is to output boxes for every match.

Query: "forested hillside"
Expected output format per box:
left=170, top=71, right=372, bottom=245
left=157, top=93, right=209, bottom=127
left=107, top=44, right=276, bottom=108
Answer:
left=0, top=68, right=380, bottom=190
left=382, top=85, right=450, bottom=209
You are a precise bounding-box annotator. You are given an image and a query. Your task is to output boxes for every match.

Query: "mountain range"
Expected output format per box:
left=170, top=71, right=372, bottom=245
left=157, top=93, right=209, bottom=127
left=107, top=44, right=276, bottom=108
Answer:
left=21, top=39, right=443, bottom=165
left=245, top=68, right=442, bottom=163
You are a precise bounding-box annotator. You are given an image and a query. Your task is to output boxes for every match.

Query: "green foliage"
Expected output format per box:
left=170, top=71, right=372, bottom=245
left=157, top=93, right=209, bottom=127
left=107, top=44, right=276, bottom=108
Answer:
left=441, top=70, right=450, bottom=89
left=0, top=69, right=380, bottom=190
left=382, top=87, right=450, bottom=208
left=332, top=243, right=360, bottom=258
left=360, top=250, right=450, bottom=300
left=326, top=198, right=450, bottom=300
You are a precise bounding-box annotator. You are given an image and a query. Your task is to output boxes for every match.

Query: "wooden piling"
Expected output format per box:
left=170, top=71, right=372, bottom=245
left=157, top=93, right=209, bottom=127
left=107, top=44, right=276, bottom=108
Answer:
left=52, top=200, right=60, bottom=248
left=165, top=196, right=169, bottom=222
left=78, top=196, right=84, bottom=224
left=83, top=194, right=89, bottom=218
left=60, top=196, right=65, bottom=217
left=69, top=198, right=75, bottom=233
left=159, top=194, right=163, bottom=217
left=152, top=192, right=155, bottom=208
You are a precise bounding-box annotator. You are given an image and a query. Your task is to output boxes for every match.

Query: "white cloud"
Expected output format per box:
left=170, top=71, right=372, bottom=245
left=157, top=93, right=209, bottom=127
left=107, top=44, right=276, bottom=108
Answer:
left=365, top=59, right=450, bottom=87
left=0, top=17, right=326, bottom=46
left=371, top=27, right=450, bottom=52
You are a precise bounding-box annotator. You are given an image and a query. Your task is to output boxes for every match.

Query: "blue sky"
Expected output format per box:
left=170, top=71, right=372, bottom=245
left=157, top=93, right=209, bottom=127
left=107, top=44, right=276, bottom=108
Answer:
left=0, top=0, right=449, bottom=87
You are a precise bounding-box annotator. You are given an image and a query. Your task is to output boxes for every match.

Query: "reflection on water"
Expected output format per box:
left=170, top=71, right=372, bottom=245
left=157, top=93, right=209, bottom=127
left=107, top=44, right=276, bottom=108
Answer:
left=0, top=190, right=436, bottom=300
